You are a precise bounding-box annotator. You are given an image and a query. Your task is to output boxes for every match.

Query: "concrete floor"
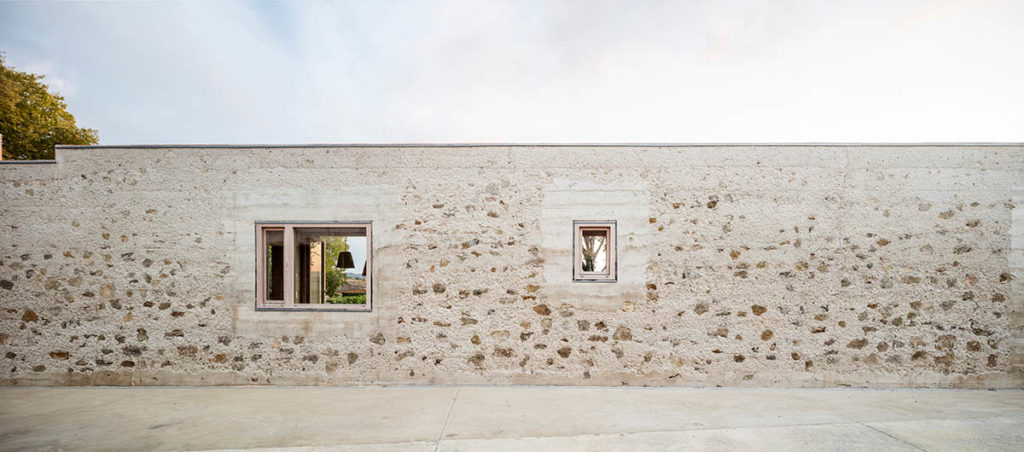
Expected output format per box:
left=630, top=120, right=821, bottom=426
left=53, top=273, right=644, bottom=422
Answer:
left=0, top=386, right=1021, bottom=451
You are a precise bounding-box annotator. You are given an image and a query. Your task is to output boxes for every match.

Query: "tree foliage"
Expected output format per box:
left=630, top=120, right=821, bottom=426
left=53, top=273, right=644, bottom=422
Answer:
left=323, top=236, right=350, bottom=299
left=0, top=54, right=98, bottom=160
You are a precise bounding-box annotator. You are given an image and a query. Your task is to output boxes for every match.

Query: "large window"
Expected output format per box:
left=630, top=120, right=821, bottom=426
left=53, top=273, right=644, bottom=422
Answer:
left=573, top=220, right=616, bottom=282
left=256, top=223, right=371, bottom=311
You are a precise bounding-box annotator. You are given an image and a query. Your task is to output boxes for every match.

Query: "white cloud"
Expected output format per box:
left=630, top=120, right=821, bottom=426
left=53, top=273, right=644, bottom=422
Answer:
left=19, top=60, right=72, bottom=95
left=1, top=0, right=1021, bottom=144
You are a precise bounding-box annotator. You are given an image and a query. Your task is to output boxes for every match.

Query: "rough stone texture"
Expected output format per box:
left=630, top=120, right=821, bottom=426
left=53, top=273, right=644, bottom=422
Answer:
left=0, top=144, right=1021, bottom=388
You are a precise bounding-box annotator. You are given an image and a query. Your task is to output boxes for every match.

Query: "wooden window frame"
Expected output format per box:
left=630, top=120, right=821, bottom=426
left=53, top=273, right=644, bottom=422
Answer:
left=255, top=222, right=372, bottom=312
left=573, top=220, right=617, bottom=282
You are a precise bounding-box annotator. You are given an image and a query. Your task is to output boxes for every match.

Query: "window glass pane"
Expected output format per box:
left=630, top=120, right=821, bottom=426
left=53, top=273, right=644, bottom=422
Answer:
left=264, top=229, right=284, bottom=301
left=580, top=229, right=608, bottom=273
left=294, top=227, right=368, bottom=305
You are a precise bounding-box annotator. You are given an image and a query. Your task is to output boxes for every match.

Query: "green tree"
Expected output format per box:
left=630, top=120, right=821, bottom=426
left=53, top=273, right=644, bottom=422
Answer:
left=0, top=54, right=98, bottom=160
left=323, top=236, right=349, bottom=299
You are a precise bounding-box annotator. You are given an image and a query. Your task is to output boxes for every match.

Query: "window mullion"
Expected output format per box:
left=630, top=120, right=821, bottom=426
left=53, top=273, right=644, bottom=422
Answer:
left=365, top=225, right=372, bottom=310
left=284, top=225, right=295, bottom=307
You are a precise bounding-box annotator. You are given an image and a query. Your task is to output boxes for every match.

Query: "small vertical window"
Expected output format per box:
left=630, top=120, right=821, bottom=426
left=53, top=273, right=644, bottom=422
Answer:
left=256, top=223, right=371, bottom=311
left=573, top=221, right=616, bottom=282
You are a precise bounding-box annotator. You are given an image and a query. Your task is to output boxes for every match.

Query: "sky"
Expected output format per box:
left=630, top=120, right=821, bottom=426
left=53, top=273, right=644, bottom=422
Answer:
left=1, top=0, right=1022, bottom=144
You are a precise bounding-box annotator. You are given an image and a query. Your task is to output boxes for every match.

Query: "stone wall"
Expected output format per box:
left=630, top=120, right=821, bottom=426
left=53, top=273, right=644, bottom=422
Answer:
left=1, top=144, right=1021, bottom=388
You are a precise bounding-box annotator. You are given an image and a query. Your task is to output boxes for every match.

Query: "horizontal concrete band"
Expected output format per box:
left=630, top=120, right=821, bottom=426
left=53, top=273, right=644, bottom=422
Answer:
left=54, top=142, right=1024, bottom=148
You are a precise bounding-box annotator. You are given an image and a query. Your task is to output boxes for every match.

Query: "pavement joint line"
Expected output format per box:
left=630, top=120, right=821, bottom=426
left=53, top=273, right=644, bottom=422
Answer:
left=8, top=416, right=1017, bottom=450
left=859, top=423, right=929, bottom=451
left=195, top=420, right=961, bottom=452
left=8, top=414, right=1015, bottom=451
left=434, top=386, right=460, bottom=452
left=427, top=414, right=1023, bottom=444
left=427, top=422, right=919, bottom=446
left=190, top=440, right=440, bottom=452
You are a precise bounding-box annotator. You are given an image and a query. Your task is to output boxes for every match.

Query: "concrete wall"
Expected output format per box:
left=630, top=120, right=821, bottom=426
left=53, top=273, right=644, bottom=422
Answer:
left=0, top=144, right=1021, bottom=388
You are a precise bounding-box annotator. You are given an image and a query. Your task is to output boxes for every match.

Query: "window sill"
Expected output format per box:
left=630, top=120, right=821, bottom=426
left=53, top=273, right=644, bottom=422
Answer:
left=255, top=306, right=372, bottom=313
left=573, top=277, right=617, bottom=283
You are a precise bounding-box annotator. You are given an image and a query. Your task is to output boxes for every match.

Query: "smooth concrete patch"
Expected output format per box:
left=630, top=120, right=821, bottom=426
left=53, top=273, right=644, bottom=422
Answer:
left=436, top=423, right=922, bottom=452
left=207, top=442, right=437, bottom=452
left=0, top=386, right=1021, bottom=451
left=865, top=417, right=1024, bottom=452
left=441, top=386, right=853, bottom=440
left=0, top=386, right=457, bottom=451
left=815, top=389, right=1024, bottom=423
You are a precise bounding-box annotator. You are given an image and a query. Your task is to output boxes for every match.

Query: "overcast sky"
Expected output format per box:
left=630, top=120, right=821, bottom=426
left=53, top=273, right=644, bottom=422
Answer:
left=1, top=0, right=1022, bottom=144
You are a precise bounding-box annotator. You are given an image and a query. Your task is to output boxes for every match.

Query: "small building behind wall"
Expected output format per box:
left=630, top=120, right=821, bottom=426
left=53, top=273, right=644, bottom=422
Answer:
left=0, top=144, right=1021, bottom=388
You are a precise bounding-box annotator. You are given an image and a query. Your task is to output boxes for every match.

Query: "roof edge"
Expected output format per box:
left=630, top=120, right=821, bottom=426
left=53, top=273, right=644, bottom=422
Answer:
left=54, top=142, right=1024, bottom=149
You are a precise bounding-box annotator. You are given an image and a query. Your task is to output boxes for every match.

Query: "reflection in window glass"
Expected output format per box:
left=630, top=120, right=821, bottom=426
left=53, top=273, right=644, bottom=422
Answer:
left=293, top=227, right=368, bottom=305
left=265, top=229, right=284, bottom=301
left=580, top=229, right=608, bottom=273
left=573, top=221, right=616, bottom=282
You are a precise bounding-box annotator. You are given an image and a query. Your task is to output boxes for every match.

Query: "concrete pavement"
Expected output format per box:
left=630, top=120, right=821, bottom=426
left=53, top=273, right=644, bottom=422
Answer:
left=0, top=386, right=1021, bottom=451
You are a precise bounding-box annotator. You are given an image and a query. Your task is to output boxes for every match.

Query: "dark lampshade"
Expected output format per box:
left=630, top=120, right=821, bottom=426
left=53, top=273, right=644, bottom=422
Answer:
left=336, top=251, right=355, bottom=269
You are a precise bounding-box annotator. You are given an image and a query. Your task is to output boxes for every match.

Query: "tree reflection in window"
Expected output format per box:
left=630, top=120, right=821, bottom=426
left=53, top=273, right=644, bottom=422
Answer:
left=580, top=229, right=608, bottom=272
